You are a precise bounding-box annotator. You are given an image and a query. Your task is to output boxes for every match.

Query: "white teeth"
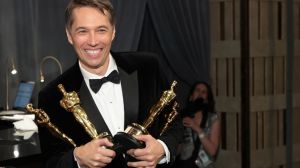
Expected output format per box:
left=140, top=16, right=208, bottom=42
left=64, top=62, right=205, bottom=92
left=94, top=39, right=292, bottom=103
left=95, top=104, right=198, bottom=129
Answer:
left=85, top=50, right=100, bottom=55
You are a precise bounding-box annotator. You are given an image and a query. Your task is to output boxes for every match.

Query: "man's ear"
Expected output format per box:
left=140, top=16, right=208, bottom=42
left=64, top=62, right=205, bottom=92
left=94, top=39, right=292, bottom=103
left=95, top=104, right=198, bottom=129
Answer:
left=66, top=28, right=73, bottom=45
left=112, top=26, right=116, bottom=41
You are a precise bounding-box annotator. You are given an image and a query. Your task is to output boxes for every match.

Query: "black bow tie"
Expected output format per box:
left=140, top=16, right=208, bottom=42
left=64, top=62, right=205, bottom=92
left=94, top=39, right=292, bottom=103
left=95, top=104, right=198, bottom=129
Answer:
left=89, top=70, right=120, bottom=93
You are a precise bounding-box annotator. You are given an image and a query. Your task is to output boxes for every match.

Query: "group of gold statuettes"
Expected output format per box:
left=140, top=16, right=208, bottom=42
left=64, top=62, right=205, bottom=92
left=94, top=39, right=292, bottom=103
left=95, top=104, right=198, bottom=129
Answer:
left=175, top=81, right=221, bottom=168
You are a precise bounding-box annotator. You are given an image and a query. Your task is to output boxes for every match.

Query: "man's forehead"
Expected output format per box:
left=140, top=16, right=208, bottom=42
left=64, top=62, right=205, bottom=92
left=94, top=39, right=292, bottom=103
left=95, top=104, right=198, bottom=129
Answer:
left=72, top=6, right=110, bottom=18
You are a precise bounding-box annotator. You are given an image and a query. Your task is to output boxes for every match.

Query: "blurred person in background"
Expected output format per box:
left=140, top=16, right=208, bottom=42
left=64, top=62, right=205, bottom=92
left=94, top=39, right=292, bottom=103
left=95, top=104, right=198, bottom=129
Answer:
left=175, top=81, right=221, bottom=168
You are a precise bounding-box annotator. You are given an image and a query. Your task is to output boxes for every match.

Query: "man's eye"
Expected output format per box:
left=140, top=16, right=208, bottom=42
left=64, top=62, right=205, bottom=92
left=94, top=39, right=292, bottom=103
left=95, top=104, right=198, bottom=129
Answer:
left=77, top=30, right=87, bottom=34
left=97, top=28, right=107, bottom=33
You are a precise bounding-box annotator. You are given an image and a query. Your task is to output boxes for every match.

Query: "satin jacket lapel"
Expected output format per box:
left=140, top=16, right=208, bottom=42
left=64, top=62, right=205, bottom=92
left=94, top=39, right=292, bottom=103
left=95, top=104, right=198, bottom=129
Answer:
left=119, top=68, right=139, bottom=128
left=79, top=82, right=112, bottom=135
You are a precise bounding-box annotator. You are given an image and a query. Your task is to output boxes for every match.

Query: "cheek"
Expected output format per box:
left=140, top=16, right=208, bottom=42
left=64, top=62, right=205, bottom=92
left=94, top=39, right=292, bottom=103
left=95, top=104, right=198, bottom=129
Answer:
left=101, top=34, right=114, bottom=44
left=73, top=36, right=87, bottom=47
left=192, top=92, right=199, bottom=99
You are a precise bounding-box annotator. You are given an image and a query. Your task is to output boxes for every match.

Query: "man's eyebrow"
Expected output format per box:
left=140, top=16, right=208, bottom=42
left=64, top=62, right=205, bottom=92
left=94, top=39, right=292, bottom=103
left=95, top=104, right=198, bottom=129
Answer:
left=97, top=25, right=109, bottom=29
left=74, top=25, right=109, bottom=31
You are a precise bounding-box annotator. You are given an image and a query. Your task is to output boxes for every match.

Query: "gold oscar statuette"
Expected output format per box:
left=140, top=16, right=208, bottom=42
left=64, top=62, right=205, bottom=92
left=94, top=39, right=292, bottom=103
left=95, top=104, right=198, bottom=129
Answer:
left=26, top=103, right=76, bottom=147
left=160, top=101, right=179, bottom=136
left=113, top=81, right=177, bottom=151
left=58, top=84, right=111, bottom=140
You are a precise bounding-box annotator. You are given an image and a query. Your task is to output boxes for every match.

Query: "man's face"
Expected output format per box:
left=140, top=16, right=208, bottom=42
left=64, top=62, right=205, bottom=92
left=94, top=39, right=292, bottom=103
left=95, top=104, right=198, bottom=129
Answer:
left=66, top=7, right=115, bottom=75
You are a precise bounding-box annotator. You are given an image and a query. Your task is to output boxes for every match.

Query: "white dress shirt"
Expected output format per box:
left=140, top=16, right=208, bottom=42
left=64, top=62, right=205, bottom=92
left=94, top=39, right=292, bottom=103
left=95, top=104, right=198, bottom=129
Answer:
left=79, top=54, right=124, bottom=136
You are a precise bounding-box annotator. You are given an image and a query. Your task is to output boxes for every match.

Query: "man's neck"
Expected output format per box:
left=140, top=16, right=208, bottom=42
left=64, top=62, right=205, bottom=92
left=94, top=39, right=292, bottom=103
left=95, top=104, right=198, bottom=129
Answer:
left=79, top=59, right=110, bottom=76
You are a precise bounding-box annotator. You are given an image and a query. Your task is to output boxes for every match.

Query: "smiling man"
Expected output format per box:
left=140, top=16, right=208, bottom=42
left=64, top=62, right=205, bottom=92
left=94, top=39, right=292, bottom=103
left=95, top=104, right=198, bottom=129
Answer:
left=37, top=0, right=183, bottom=168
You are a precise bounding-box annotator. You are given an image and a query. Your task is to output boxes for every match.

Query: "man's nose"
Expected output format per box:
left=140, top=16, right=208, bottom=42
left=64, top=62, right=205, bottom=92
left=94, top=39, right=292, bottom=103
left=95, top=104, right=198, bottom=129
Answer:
left=88, top=32, right=98, bottom=46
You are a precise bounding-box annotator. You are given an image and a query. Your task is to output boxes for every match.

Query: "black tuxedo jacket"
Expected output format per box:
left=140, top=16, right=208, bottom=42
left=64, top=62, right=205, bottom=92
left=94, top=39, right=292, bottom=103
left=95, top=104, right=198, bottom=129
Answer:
left=38, top=52, right=183, bottom=168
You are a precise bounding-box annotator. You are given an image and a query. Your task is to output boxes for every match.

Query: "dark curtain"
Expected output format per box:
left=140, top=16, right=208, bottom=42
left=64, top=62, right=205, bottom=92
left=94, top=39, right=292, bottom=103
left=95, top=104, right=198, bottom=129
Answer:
left=0, top=1, right=19, bottom=109
left=111, top=0, right=210, bottom=104
left=0, top=0, right=210, bottom=108
left=111, top=0, right=147, bottom=51
left=0, top=0, right=75, bottom=108
left=148, top=0, right=210, bottom=83
left=138, top=0, right=211, bottom=104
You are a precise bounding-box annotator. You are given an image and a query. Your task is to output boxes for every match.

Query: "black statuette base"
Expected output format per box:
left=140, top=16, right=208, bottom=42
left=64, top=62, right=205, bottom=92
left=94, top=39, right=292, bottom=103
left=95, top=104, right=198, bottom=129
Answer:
left=113, top=132, right=145, bottom=153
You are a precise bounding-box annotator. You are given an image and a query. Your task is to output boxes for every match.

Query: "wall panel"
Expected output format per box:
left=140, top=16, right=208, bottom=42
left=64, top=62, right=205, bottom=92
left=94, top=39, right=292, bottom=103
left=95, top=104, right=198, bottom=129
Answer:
left=211, top=0, right=300, bottom=167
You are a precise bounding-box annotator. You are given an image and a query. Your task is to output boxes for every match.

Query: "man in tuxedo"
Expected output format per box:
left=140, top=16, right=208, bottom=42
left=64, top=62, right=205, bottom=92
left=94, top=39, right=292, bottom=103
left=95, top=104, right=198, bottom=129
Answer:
left=38, top=0, right=183, bottom=167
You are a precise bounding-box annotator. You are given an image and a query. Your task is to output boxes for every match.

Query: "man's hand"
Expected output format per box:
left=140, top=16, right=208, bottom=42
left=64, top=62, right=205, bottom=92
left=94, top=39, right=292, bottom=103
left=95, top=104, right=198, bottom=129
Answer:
left=127, top=135, right=165, bottom=168
left=74, top=138, right=116, bottom=168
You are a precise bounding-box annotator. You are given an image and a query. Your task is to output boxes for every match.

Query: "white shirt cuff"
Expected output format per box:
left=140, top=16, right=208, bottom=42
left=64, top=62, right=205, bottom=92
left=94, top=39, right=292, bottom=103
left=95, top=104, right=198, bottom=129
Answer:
left=157, top=139, right=170, bottom=164
left=74, top=149, right=85, bottom=168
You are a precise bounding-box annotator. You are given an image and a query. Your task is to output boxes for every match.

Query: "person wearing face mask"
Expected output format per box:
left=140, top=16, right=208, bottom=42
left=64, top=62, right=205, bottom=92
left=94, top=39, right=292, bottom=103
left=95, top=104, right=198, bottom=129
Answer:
left=37, top=0, right=183, bottom=167
left=175, top=81, right=221, bottom=168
